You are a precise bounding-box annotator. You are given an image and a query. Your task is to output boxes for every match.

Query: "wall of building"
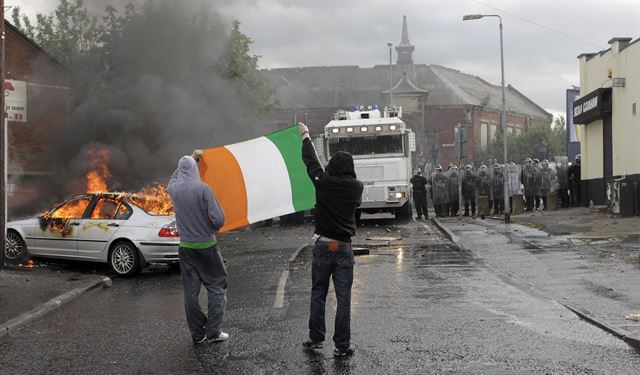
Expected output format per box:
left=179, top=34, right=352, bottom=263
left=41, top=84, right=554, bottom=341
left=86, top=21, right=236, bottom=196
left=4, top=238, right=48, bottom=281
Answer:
left=577, top=39, right=640, bottom=178
left=5, top=23, right=71, bottom=216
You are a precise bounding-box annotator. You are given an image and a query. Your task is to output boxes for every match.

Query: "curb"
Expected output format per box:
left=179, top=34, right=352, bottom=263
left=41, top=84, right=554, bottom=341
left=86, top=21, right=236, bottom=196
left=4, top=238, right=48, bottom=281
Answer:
left=432, top=218, right=640, bottom=351
left=0, top=277, right=111, bottom=338
left=431, top=217, right=461, bottom=243
left=563, top=304, right=640, bottom=350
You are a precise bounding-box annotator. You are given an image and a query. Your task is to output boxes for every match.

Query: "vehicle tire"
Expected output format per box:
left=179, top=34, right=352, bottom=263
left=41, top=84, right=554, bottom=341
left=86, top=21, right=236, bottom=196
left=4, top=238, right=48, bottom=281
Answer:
left=108, top=241, right=141, bottom=276
left=395, top=202, right=412, bottom=221
left=5, top=230, right=27, bottom=260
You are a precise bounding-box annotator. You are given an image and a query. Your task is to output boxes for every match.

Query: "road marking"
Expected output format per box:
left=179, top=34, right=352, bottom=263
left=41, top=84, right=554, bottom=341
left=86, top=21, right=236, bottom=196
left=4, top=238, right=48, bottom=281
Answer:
left=273, top=270, right=289, bottom=308
left=273, top=245, right=307, bottom=309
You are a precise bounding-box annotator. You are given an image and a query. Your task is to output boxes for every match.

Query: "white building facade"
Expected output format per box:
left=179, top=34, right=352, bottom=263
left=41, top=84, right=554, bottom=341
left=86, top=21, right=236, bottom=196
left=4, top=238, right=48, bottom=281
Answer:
left=575, top=37, right=640, bottom=212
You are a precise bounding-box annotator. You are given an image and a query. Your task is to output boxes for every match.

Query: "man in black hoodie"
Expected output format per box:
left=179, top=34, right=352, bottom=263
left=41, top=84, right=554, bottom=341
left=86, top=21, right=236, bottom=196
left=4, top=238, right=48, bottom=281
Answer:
left=299, top=123, right=363, bottom=357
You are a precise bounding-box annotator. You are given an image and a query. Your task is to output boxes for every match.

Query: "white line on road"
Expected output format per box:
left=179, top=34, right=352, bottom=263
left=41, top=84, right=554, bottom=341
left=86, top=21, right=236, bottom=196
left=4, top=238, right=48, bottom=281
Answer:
left=273, top=270, right=289, bottom=308
left=273, top=245, right=307, bottom=309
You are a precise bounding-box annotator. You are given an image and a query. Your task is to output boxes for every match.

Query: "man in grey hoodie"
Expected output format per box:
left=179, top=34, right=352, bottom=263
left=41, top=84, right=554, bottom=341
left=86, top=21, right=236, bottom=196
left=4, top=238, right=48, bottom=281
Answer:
left=168, top=153, right=228, bottom=345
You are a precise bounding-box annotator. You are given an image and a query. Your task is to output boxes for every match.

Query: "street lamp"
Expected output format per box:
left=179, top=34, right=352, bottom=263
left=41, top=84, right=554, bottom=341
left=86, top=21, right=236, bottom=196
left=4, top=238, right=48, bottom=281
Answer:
left=387, top=42, right=393, bottom=106
left=463, top=13, right=510, bottom=223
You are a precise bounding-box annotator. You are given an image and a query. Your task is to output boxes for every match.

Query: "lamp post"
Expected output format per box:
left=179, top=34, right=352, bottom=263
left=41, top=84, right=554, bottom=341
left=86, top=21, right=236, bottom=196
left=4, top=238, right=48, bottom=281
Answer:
left=463, top=14, right=510, bottom=223
left=387, top=42, right=393, bottom=106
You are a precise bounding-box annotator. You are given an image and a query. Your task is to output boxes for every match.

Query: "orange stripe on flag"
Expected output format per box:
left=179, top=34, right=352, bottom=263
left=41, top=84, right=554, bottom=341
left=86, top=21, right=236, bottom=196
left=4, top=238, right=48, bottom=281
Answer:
left=199, top=147, right=249, bottom=232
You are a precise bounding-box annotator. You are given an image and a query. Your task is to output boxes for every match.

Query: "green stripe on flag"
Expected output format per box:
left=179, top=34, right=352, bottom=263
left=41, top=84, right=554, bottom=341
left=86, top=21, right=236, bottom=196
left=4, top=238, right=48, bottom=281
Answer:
left=266, top=126, right=316, bottom=212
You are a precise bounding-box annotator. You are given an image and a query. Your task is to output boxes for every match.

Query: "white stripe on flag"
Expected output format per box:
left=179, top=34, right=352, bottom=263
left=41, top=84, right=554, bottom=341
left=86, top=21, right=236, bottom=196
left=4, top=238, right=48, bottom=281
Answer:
left=225, top=137, right=294, bottom=223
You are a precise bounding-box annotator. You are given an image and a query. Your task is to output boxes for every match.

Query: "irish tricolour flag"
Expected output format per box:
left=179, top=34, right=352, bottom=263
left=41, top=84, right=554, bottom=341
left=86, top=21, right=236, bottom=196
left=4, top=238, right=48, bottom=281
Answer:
left=198, top=126, right=316, bottom=233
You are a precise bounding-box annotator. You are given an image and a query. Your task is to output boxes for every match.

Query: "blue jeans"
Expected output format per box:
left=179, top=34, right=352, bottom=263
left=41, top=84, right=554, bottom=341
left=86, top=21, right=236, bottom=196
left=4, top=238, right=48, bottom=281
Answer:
left=308, top=241, right=355, bottom=350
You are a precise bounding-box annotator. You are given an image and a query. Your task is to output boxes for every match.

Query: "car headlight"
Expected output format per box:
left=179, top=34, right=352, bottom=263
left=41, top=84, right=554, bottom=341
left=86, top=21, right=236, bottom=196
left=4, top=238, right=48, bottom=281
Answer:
left=395, top=192, right=403, bottom=199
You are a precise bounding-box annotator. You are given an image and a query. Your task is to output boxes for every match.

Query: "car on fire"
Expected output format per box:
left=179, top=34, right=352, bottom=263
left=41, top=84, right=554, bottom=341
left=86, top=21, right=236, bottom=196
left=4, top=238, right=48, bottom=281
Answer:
left=4, top=192, right=179, bottom=276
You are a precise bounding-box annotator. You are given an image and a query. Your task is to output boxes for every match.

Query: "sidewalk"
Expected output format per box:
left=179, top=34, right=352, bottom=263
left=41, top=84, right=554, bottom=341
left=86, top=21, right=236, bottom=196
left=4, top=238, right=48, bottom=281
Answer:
left=0, top=266, right=107, bottom=336
left=434, top=208, right=640, bottom=349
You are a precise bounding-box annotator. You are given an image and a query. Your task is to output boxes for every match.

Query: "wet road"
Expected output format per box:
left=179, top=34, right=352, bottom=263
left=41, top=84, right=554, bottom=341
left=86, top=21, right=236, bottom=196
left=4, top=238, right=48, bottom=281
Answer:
left=1, top=218, right=640, bottom=374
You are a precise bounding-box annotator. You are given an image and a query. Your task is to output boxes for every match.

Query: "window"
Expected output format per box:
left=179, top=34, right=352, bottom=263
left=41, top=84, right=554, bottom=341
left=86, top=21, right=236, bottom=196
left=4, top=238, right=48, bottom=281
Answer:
left=91, top=198, right=119, bottom=219
left=480, top=123, right=488, bottom=150
left=115, top=203, right=133, bottom=220
left=515, top=128, right=523, bottom=136
left=50, top=197, right=92, bottom=219
left=491, top=124, right=497, bottom=142
left=328, top=134, right=404, bottom=156
left=507, top=126, right=514, bottom=135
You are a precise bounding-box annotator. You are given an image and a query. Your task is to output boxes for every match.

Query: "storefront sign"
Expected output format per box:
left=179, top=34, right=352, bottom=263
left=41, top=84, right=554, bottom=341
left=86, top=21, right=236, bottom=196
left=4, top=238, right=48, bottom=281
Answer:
left=573, top=87, right=611, bottom=125
left=5, top=80, right=27, bottom=122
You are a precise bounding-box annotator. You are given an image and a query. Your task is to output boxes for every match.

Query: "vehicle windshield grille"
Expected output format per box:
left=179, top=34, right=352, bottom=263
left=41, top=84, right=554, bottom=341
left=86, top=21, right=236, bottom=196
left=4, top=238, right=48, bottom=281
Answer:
left=328, top=134, right=403, bottom=156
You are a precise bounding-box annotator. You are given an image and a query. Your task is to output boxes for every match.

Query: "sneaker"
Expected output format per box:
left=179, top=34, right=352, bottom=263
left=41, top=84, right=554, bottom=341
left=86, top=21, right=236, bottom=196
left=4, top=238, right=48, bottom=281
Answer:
left=194, top=336, right=208, bottom=345
left=334, top=345, right=355, bottom=357
left=302, top=339, right=323, bottom=349
left=207, top=332, right=230, bottom=343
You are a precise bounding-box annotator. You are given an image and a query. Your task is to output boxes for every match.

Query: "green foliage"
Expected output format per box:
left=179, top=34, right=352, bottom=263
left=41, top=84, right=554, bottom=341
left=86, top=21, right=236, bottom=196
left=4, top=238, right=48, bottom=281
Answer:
left=215, top=20, right=277, bottom=118
left=11, top=1, right=275, bottom=117
left=473, top=117, right=566, bottom=165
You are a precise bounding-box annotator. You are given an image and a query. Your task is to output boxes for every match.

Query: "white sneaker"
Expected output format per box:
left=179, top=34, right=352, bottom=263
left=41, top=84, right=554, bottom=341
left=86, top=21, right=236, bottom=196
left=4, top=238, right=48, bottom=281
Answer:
left=208, top=332, right=230, bottom=343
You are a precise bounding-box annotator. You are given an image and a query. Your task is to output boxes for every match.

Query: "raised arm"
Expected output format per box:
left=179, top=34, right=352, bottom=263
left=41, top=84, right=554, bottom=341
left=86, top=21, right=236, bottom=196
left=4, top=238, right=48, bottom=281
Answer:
left=299, top=123, right=324, bottom=185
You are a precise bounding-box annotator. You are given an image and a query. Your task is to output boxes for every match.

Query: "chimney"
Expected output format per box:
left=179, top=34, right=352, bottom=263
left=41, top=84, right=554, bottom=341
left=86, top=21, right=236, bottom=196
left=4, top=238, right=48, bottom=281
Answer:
left=608, top=37, right=633, bottom=53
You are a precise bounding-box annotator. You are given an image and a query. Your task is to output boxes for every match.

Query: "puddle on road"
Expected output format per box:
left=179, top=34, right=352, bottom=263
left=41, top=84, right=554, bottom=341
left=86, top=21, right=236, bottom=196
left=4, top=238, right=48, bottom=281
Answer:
left=414, top=244, right=478, bottom=267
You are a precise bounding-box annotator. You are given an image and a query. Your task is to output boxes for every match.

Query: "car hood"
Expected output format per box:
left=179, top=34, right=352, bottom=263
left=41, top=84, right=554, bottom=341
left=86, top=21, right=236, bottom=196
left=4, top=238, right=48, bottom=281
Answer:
left=8, top=217, right=40, bottom=227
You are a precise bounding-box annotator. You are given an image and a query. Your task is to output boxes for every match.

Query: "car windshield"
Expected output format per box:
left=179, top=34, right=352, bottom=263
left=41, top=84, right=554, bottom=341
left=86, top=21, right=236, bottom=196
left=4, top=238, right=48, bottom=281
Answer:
left=49, top=197, right=92, bottom=219
left=328, top=134, right=403, bottom=156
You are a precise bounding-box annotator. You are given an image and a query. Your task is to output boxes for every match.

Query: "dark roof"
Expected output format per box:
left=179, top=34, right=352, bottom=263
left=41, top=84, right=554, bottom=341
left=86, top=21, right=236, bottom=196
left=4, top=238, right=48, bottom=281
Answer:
left=262, top=63, right=552, bottom=120
left=5, top=20, right=67, bottom=69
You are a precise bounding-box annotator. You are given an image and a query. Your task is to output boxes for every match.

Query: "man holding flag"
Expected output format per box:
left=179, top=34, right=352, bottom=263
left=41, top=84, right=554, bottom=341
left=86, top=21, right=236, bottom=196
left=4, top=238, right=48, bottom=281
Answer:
left=298, top=123, right=363, bottom=357
left=168, top=152, right=229, bottom=345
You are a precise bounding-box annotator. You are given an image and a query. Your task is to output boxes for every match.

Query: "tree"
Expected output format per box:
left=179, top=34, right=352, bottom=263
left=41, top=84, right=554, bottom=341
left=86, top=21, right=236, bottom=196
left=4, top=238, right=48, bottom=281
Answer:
left=215, top=20, right=277, bottom=118
left=473, top=119, right=567, bottom=166
left=9, top=0, right=278, bottom=207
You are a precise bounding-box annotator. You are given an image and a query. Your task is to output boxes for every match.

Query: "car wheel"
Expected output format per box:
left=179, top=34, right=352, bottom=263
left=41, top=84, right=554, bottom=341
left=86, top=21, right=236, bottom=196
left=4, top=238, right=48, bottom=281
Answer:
left=5, top=230, right=26, bottom=260
left=108, top=241, right=140, bottom=276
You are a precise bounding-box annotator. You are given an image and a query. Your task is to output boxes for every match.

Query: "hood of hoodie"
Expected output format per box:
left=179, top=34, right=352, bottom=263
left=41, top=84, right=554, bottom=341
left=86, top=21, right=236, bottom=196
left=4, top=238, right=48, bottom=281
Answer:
left=175, top=156, right=200, bottom=185
left=326, top=151, right=356, bottom=178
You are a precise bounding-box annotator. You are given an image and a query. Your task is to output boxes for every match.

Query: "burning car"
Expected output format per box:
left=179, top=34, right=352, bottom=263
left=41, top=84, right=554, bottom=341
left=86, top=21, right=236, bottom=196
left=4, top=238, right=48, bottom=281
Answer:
left=5, top=189, right=179, bottom=276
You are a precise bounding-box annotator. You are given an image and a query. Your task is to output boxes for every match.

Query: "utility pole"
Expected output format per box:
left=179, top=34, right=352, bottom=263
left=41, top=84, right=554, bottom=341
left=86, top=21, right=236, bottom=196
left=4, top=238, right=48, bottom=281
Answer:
left=387, top=42, right=393, bottom=106
left=1, top=0, right=6, bottom=268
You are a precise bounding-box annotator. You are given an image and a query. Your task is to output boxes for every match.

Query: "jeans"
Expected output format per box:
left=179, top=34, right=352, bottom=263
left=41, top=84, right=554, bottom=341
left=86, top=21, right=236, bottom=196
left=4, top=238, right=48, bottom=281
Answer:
left=179, top=246, right=228, bottom=343
left=309, top=241, right=354, bottom=350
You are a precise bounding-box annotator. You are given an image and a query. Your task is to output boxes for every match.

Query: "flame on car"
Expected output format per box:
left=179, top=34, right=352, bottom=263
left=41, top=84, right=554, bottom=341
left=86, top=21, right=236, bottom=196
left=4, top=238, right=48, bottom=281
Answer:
left=40, top=146, right=174, bottom=234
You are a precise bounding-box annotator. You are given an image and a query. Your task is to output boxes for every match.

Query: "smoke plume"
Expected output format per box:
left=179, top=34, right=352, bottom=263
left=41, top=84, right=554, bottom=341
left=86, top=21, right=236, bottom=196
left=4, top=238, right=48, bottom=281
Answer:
left=13, top=1, right=267, bottom=217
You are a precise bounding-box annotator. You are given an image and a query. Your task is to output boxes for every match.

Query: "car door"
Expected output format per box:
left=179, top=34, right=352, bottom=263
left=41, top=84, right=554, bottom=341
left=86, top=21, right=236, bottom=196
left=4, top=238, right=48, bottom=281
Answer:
left=35, top=196, right=93, bottom=257
left=76, top=197, right=127, bottom=260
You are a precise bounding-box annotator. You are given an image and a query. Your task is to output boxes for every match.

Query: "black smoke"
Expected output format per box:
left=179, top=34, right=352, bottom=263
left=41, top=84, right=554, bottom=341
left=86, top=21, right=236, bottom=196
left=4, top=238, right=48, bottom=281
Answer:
left=13, top=1, right=266, bottom=217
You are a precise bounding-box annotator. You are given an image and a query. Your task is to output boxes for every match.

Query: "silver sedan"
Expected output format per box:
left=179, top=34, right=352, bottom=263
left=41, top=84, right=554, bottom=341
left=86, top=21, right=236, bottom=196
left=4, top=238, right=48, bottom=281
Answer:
left=5, top=193, right=179, bottom=276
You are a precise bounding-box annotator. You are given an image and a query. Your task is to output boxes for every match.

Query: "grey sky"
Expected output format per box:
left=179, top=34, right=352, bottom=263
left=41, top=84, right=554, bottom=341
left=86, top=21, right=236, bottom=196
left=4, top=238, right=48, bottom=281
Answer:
left=8, top=0, right=640, bottom=117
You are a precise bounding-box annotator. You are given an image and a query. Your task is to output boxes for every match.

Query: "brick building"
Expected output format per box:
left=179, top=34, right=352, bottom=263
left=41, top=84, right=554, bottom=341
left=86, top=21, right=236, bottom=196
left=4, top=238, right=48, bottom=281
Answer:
left=261, top=16, right=552, bottom=168
left=5, top=21, right=71, bottom=217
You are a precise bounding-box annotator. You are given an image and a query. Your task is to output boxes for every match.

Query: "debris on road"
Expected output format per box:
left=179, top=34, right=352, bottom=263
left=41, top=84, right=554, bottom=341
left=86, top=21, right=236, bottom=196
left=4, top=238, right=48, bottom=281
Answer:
left=626, top=314, right=640, bottom=321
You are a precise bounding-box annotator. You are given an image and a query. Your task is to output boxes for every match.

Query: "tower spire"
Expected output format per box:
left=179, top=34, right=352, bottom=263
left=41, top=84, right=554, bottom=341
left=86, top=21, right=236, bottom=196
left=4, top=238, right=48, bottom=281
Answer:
left=395, top=15, right=415, bottom=69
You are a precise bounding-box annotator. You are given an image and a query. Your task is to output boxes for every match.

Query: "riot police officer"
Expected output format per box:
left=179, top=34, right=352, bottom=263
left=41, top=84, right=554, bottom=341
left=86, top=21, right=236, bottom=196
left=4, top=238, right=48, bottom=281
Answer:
left=410, top=168, right=429, bottom=220
left=447, top=166, right=460, bottom=216
left=536, top=159, right=553, bottom=210
left=521, top=158, right=536, bottom=211
left=462, top=165, right=477, bottom=217
left=492, top=163, right=505, bottom=214
left=431, top=165, right=448, bottom=217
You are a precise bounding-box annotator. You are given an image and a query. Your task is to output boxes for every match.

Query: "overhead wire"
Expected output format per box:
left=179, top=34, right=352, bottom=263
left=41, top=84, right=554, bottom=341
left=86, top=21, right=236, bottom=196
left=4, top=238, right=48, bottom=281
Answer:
left=475, top=0, right=608, bottom=50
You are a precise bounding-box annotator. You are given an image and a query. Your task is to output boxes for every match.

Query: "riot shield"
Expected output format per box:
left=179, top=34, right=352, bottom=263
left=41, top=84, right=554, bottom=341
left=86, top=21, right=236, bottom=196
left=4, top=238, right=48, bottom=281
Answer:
left=447, top=169, right=460, bottom=202
left=431, top=171, right=449, bottom=205
left=554, top=156, right=569, bottom=190
left=506, top=164, right=522, bottom=197
left=521, top=162, right=536, bottom=195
